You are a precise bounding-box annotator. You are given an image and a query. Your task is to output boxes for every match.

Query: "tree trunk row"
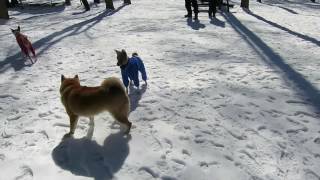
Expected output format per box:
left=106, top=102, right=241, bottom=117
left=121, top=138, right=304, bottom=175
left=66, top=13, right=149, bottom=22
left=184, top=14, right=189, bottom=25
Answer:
left=65, top=0, right=131, bottom=10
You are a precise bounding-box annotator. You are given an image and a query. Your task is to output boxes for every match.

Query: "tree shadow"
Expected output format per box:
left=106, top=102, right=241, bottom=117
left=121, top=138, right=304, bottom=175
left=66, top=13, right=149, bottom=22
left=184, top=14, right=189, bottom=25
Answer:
left=52, top=132, right=131, bottom=180
left=1, top=4, right=127, bottom=73
left=186, top=18, right=206, bottom=30
left=221, top=12, right=320, bottom=114
left=261, top=2, right=299, bottom=14
left=244, top=10, right=320, bottom=47
left=277, top=6, right=299, bottom=14
left=264, top=0, right=320, bottom=9
left=129, top=83, right=147, bottom=113
left=210, top=16, right=225, bottom=27
left=0, top=19, right=9, bottom=25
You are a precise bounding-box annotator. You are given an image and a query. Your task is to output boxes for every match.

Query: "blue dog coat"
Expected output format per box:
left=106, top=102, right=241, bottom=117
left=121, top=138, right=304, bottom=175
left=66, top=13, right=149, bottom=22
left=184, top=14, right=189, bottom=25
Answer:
left=120, top=56, right=147, bottom=88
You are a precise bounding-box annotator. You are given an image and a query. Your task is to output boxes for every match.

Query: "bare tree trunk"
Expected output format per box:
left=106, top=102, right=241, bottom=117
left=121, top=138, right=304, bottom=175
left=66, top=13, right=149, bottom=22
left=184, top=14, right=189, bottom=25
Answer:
left=65, top=0, right=71, bottom=6
left=0, top=0, right=9, bottom=19
left=124, top=0, right=131, bottom=4
left=6, top=0, right=11, bottom=7
left=11, top=0, right=19, bottom=7
left=241, top=0, right=249, bottom=9
left=81, top=0, right=90, bottom=11
left=105, top=0, right=115, bottom=9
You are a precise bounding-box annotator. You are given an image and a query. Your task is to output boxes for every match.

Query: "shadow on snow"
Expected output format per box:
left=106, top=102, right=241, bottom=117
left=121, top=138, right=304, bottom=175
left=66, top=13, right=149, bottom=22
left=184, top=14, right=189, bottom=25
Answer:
left=245, top=10, right=320, bottom=47
left=52, top=132, right=131, bottom=180
left=221, top=12, right=320, bottom=114
left=0, top=4, right=127, bottom=73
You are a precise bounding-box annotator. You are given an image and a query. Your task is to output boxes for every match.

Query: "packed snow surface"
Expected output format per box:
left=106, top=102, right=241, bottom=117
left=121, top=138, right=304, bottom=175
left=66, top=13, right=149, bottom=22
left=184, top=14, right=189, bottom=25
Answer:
left=0, top=0, right=320, bottom=179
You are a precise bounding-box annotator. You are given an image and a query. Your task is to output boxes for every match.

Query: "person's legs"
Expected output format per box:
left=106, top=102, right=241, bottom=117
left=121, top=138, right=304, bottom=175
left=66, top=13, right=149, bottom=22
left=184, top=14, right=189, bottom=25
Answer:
left=185, top=0, right=192, bottom=17
left=191, top=0, right=198, bottom=20
left=208, top=0, right=216, bottom=18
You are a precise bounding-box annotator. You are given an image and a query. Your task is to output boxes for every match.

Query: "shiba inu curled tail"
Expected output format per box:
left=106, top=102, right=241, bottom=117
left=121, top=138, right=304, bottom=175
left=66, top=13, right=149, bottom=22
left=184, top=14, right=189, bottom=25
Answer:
left=11, top=26, right=36, bottom=63
left=60, top=75, right=131, bottom=138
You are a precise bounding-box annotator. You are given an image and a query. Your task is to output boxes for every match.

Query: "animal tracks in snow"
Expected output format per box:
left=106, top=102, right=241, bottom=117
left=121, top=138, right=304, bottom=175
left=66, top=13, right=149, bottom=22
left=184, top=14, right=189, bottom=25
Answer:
left=15, top=165, right=33, bottom=180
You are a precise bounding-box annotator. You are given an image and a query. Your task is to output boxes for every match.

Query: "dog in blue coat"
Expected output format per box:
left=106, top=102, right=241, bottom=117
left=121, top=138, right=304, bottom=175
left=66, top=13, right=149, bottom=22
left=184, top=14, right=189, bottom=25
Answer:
left=115, top=49, right=147, bottom=93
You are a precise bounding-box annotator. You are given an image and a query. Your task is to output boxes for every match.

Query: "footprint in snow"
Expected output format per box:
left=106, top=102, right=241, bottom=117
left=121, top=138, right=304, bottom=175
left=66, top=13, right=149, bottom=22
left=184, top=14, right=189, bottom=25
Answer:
left=0, top=94, right=20, bottom=100
left=139, top=166, right=159, bottom=178
left=209, top=140, right=225, bottom=148
left=171, top=158, right=186, bottom=166
left=182, top=149, right=191, bottom=156
left=7, top=114, right=22, bottom=121
left=164, top=138, right=173, bottom=149
left=185, top=116, right=206, bottom=122
left=314, top=138, right=320, bottom=144
left=0, top=154, right=5, bottom=161
left=257, top=125, right=267, bottom=131
left=161, top=175, right=178, bottom=180
left=304, top=170, right=320, bottom=180
left=199, top=161, right=219, bottom=168
left=15, top=165, right=33, bottom=180
left=286, top=127, right=308, bottom=135
left=224, top=155, right=234, bottom=161
left=38, top=111, right=53, bottom=118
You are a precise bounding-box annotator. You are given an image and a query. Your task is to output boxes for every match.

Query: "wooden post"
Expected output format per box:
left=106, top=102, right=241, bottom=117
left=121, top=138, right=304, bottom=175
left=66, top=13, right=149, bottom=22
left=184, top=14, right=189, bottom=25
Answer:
left=0, top=0, right=9, bottom=19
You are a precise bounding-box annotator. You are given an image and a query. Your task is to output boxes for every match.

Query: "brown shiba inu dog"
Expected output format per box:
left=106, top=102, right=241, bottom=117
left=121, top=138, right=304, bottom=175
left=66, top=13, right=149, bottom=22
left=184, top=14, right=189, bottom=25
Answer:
left=60, top=75, right=131, bottom=138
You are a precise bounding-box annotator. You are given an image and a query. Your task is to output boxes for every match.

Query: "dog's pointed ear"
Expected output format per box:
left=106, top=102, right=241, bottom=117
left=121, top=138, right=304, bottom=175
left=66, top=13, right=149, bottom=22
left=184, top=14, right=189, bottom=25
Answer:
left=74, top=74, right=79, bottom=79
left=17, top=26, right=20, bottom=31
left=115, top=49, right=120, bottom=55
left=10, top=28, right=14, bottom=32
left=61, top=75, right=65, bottom=82
left=121, top=49, right=127, bottom=56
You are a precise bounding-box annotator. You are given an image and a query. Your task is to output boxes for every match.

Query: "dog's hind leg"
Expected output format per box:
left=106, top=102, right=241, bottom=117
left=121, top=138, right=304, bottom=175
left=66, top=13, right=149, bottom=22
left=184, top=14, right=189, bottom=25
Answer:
left=28, top=55, right=34, bottom=64
left=112, top=113, right=132, bottom=134
left=23, top=50, right=33, bottom=64
left=30, top=46, right=35, bottom=56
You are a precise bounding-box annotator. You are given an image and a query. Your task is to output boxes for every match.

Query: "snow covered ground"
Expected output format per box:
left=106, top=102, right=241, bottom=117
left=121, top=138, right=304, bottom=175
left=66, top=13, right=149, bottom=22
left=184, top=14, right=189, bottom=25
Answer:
left=1, top=0, right=320, bottom=179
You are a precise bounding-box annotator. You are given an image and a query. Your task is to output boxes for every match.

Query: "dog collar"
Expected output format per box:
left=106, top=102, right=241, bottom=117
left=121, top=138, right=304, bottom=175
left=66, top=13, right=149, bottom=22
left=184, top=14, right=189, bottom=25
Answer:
left=120, top=63, right=128, bottom=70
left=120, top=60, right=130, bottom=70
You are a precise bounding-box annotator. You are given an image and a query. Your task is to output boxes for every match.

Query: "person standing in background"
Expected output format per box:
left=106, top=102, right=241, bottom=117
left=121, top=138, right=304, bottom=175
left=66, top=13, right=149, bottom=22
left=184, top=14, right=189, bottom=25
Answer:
left=208, top=0, right=217, bottom=18
left=185, top=0, right=198, bottom=20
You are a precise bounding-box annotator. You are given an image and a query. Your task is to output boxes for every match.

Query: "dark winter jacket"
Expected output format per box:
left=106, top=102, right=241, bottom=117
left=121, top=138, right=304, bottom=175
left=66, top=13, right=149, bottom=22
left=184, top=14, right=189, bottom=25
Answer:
left=120, top=56, right=147, bottom=88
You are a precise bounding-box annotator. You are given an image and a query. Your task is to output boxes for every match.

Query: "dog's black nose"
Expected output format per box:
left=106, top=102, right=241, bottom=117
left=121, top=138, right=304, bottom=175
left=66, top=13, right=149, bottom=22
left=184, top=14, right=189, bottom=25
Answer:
left=117, top=63, right=120, bottom=66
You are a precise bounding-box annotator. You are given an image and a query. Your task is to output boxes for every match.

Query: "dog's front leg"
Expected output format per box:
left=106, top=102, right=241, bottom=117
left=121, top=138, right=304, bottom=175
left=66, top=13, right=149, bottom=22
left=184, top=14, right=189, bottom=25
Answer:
left=63, top=114, right=78, bottom=139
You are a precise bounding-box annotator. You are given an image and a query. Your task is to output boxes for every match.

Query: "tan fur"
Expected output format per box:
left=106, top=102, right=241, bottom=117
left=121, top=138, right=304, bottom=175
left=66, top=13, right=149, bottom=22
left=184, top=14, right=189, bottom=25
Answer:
left=60, top=75, right=131, bottom=137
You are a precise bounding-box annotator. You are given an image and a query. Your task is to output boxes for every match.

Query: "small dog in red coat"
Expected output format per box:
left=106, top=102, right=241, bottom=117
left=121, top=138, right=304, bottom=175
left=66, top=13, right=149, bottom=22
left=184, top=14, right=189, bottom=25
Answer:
left=11, top=26, right=36, bottom=63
